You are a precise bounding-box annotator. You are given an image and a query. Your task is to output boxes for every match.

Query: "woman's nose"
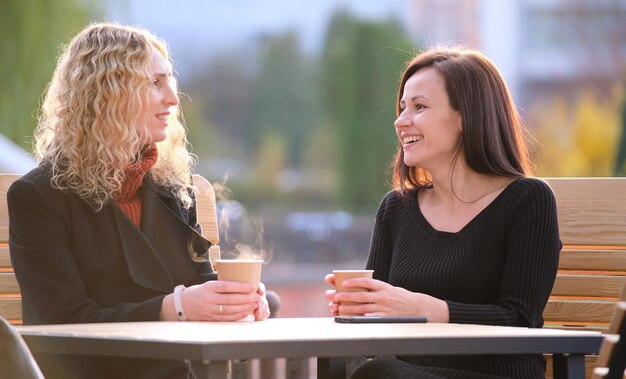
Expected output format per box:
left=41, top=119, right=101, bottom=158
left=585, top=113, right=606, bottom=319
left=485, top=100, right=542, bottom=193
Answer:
left=394, top=114, right=410, bottom=129
left=165, top=85, right=179, bottom=106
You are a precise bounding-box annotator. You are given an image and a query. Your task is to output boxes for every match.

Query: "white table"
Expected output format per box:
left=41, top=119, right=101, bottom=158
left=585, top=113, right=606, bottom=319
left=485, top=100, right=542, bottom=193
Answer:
left=18, top=317, right=603, bottom=379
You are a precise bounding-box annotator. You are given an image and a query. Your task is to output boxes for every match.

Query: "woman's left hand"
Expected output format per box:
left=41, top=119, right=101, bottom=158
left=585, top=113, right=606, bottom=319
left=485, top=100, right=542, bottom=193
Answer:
left=254, top=282, right=271, bottom=321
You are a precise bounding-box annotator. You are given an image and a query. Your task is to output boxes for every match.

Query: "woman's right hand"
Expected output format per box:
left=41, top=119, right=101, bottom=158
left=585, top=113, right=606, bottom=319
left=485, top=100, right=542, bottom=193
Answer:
left=161, top=280, right=261, bottom=321
left=324, top=273, right=340, bottom=316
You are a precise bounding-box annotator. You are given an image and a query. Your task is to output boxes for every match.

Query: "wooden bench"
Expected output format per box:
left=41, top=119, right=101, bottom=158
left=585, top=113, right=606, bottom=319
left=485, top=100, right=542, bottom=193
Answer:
left=543, top=178, right=626, bottom=379
left=0, top=173, right=220, bottom=325
left=0, top=174, right=20, bottom=324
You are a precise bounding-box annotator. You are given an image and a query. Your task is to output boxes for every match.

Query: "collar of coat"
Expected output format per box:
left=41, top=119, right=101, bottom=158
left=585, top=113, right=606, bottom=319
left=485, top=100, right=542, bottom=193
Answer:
left=109, top=174, right=212, bottom=292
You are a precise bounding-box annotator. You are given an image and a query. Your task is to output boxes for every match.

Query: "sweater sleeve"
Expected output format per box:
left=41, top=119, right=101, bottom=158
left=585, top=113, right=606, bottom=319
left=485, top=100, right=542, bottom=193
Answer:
left=446, top=179, right=561, bottom=327
left=366, top=191, right=397, bottom=282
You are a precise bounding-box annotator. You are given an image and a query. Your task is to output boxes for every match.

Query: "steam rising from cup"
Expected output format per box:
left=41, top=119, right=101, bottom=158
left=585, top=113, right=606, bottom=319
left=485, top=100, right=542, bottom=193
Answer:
left=213, top=180, right=273, bottom=264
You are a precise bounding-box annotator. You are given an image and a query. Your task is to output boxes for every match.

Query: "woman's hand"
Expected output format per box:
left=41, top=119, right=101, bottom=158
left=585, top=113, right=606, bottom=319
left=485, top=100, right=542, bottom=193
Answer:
left=254, top=282, right=271, bottom=321
left=161, top=280, right=270, bottom=321
left=324, top=273, right=340, bottom=316
left=324, top=274, right=449, bottom=322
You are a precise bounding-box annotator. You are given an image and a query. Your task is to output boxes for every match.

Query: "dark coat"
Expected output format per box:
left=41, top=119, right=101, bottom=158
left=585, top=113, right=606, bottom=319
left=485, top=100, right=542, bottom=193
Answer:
left=8, top=165, right=215, bottom=378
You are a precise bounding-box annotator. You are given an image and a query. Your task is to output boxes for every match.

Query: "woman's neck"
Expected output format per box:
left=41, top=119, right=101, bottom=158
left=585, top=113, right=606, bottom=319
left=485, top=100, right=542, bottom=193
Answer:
left=428, top=164, right=513, bottom=209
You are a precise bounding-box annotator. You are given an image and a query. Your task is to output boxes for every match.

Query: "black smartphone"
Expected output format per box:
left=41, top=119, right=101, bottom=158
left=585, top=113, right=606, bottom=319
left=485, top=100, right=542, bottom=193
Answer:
left=334, top=316, right=427, bottom=324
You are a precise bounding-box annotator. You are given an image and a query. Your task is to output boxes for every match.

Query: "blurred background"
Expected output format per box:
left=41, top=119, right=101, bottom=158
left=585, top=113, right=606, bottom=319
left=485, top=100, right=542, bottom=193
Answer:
left=2, top=0, right=626, bottom=319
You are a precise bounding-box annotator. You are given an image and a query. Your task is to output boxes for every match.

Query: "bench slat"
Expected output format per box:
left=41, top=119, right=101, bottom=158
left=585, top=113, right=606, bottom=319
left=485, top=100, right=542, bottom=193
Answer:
left=545, top=178, right=626, bottom=201
left=0, top=175, right=10, bottom=243
left=0, top=297, right=21, bottom=320
left=556, top=201, right=626, bottom=246
left=0, top=272, right=19, bottom=294
left=551, top=274, right=626, bottom=298
left=545, top=178, right=626, bottom=247
left=543, top=300, right=617, bottom=324
left=608, top=302, right=626, bottom=334
left=0, top=246, right=10, bottom=268
left=559, top=249, right=626, bottom=272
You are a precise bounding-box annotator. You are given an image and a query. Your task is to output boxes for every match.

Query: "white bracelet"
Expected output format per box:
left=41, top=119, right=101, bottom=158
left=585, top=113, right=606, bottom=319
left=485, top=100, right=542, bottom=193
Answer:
left=173, top=284, right=187, bottom=321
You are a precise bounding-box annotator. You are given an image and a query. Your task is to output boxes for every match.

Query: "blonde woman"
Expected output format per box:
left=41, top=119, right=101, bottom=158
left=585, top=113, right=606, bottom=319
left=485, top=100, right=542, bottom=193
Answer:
left=8, top=23, right=269, bottom=379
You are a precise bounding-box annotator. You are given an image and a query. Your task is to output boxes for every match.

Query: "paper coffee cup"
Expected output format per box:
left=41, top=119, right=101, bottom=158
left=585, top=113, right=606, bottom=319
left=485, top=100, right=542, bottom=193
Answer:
left=217, top=259, right=263, bottom=321
left=333, top=269, right=373, bottom=316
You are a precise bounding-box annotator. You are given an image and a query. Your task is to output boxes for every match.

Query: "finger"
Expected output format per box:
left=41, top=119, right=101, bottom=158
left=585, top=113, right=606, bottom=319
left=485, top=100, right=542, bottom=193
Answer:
left=257, top=282, right=267, bottom=295
left=342, top=277, right=378, bottom=290
left=338, top=302, right=374, bottom=316
left=328, top=301, right=339, bottom=316
left=221, top=310, right=254, bottom=322
left=218, top=302, right=258, bottom=316
left=334, top=291, right=372, bottom=304
left=211, top=280, right=257, bottom=294
left=200, top=307, right=250, bottom=322
left=213, top=292, right=261, bottom=306
left=324, top=274, right=336, bottom=286
left=324, top=289, right=337, bottom=301
left=255, top=302, right=270, bottom=321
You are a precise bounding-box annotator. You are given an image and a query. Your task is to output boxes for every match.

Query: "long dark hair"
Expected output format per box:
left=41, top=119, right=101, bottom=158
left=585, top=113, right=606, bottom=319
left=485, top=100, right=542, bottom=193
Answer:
left=392, top=47, right=532, bottom=193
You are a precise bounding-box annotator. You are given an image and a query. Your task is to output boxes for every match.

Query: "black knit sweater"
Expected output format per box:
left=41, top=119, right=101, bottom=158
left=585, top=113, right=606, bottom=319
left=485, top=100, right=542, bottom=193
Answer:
left=365, top=177, right=562, bottom=379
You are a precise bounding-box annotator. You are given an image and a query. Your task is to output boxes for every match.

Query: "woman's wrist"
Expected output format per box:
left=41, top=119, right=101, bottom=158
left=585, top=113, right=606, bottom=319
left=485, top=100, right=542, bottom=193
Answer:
left=427, top=298, right=450, bottom=323
left=159, top=293, right=177, bottom=321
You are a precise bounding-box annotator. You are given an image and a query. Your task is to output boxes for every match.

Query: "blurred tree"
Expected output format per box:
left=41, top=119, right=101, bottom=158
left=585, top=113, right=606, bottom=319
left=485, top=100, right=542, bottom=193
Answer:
left=179, top=91, right=223, bottom=158
left=245, top=31, right=321, bottom=167
left=302, top=123, right=338, bottom=196
left=528, top=98, right=570, bottom=176
left=0, top=0, right=100, bottom=149
left=253, top=130, right=288, bottom=191
left=531, top=93, right=621, bottom=176
left=321, top=11, right=414, bottom=211
left=183, top=52, right=255, bottom=159
left=614, top=97, right=626, bottom=176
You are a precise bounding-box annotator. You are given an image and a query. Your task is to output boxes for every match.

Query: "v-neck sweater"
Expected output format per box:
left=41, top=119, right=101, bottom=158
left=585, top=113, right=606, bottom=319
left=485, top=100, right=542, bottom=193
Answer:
left=366, top=177, right=562, bottom=378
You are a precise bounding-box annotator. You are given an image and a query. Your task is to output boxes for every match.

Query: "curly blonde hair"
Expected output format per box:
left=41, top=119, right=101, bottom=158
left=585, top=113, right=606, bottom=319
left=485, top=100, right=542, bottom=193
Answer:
left=34, top=22, right=194, bottom=210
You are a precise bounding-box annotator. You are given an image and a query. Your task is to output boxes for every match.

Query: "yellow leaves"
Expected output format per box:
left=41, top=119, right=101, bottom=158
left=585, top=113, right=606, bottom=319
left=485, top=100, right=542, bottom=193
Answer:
left=529, top=89, right=623, bottom=177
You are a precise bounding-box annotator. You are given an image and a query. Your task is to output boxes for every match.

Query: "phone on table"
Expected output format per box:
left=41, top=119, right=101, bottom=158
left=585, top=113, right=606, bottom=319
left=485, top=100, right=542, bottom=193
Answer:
left=334, top=316, right=427, bottom=324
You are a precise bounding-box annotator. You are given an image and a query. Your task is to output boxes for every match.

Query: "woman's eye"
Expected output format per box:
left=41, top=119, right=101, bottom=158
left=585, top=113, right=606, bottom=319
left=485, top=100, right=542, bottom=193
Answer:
left=415, top=104, right=425, bottom=111
left=153, top=80, right=161, bottom=87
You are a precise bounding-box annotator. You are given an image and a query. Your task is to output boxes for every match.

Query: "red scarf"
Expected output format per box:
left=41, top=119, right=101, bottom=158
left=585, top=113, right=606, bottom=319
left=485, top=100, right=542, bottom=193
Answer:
left=114, top=145, right=158, bottom=227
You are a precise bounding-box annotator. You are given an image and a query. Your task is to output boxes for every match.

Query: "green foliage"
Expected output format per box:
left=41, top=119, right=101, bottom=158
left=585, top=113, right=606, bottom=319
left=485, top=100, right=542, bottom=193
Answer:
left=0, top=0, right=99, bottom=149
left=253, top=130, right=288, bottom=190
left=183, top=52, right=255, bottom=160
left=320, top=11, right=414, bottom=211
left=245, top=31, right=322, bottom=167
left=179, top=92, right=222, bottom=158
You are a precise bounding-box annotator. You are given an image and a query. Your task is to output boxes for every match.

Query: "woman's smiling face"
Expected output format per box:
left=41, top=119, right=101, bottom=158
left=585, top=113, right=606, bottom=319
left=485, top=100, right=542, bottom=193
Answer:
left=394, top=67, right=463, bottom=172
left=139, top=47, right=179, bottom=144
